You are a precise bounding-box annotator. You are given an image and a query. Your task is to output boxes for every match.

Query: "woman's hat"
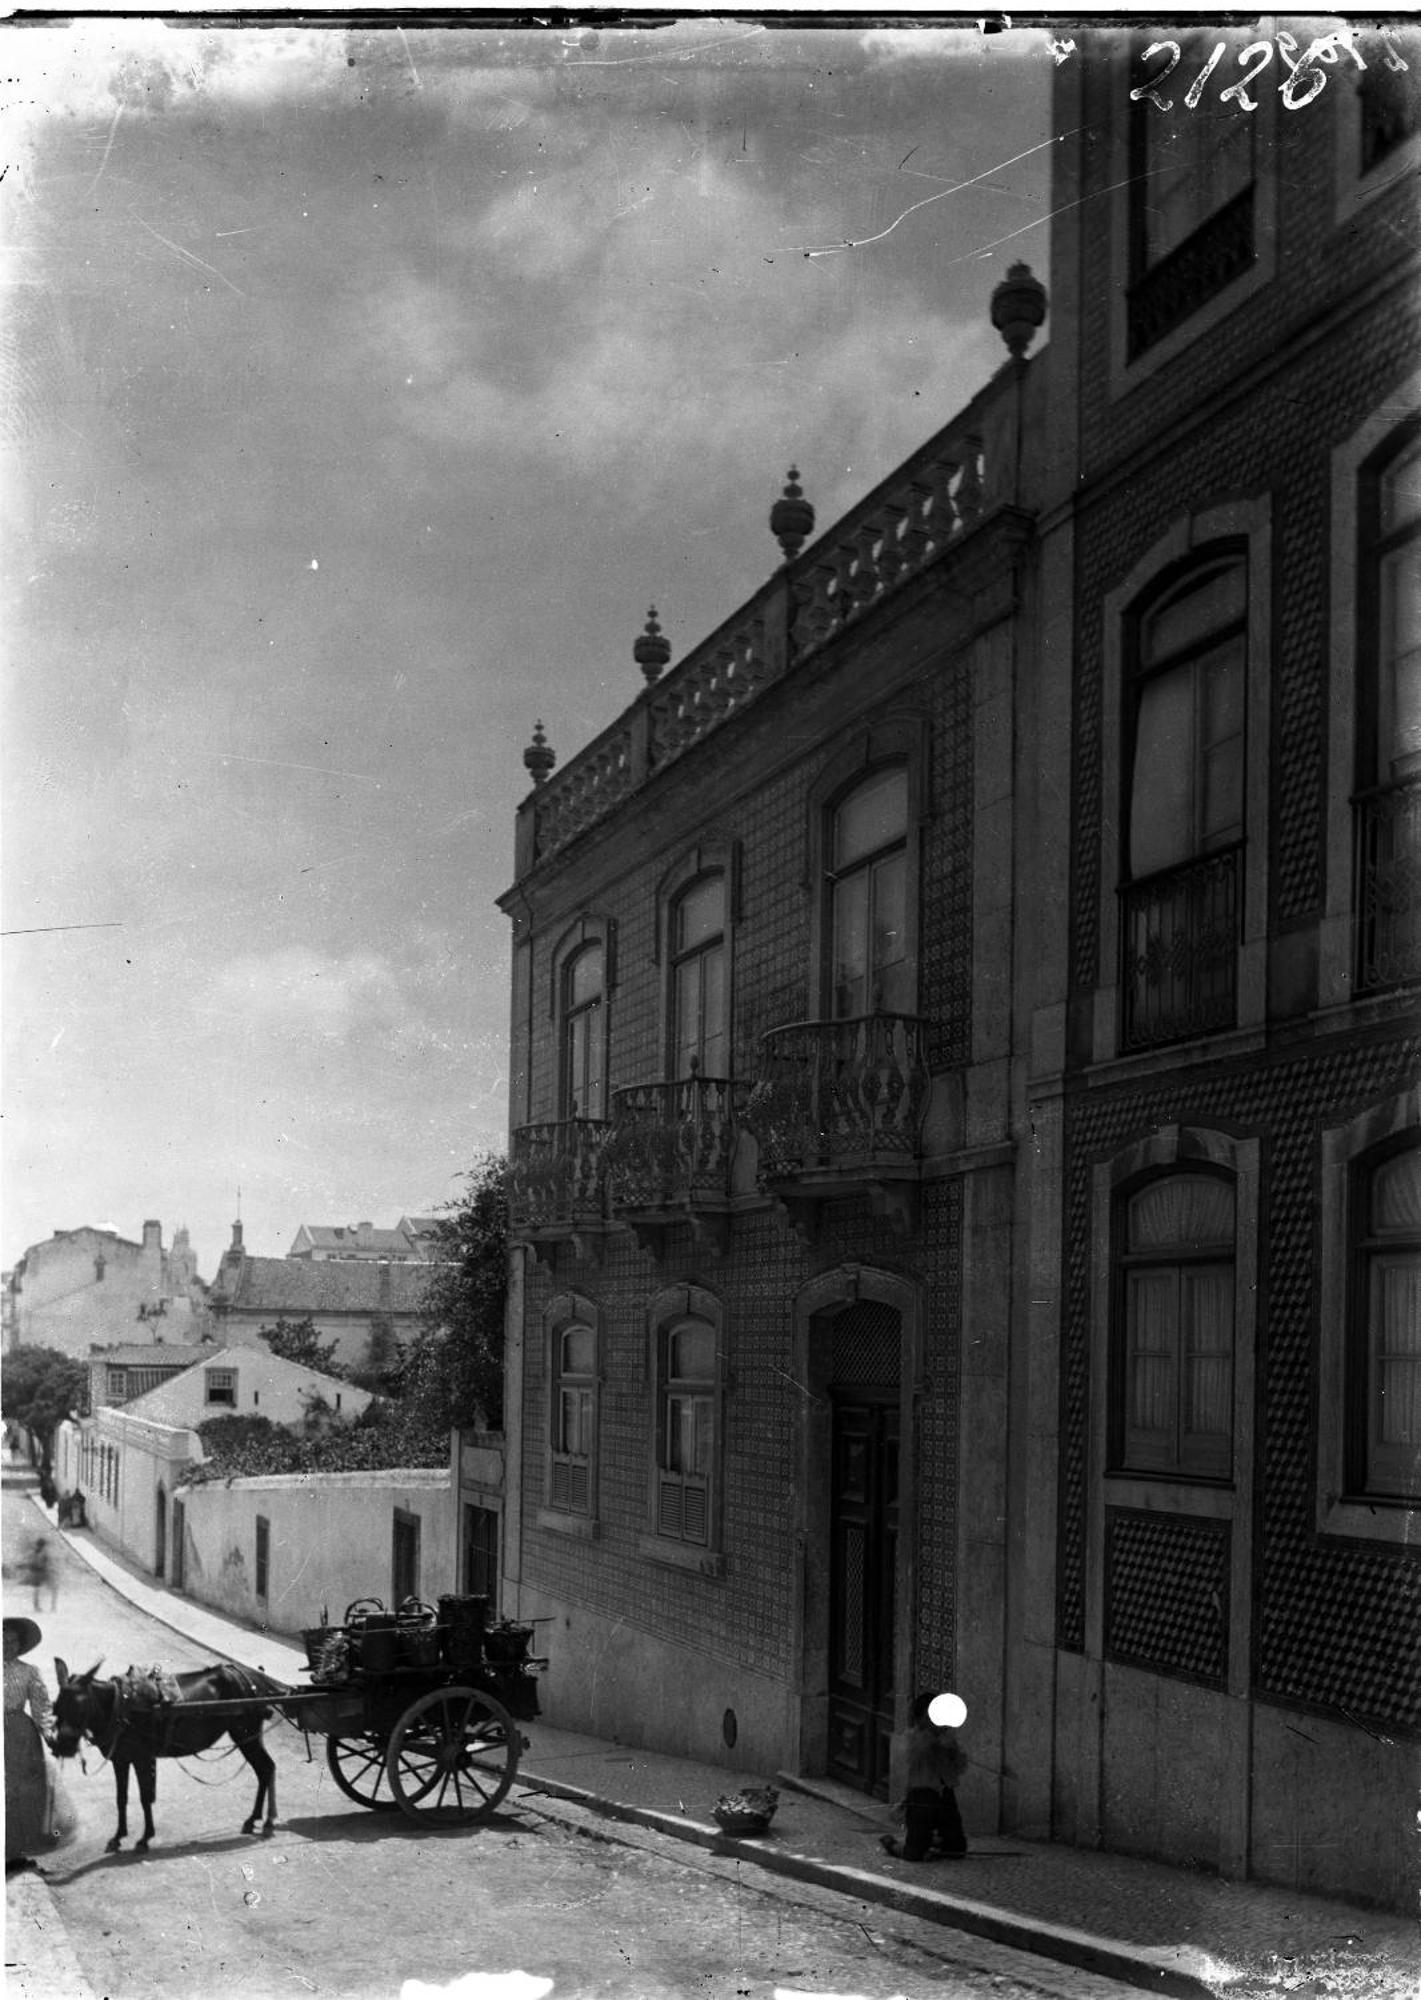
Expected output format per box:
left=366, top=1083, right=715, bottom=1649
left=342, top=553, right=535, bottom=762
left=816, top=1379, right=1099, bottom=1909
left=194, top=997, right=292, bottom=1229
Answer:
left=3, top=1616, right=42, bottom=1656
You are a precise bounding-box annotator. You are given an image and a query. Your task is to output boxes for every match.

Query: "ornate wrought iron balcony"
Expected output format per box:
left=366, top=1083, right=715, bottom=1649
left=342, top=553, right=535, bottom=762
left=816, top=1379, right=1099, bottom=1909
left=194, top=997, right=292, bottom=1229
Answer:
left=605, top=1076, right=738, bottom=1208
left=1356, top=776, right=1421, bottom=994
left=604, top=1075, right=740, bottom=1254
left=1119, top=845, right=1241, bottom=1052
left=744, top=1015, right=929, bottom=1235
left=507, top=1118, right=612, bottom=1246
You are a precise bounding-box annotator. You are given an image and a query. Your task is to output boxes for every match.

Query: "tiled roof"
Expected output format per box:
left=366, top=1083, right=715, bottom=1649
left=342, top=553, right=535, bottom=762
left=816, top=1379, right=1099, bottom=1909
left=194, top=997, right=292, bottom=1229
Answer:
left=219, top=1257, right=431, bottom=1316
left=89, top=1342, right=203, bottom=1366
left=291, top=1223, right=415, bottom=1254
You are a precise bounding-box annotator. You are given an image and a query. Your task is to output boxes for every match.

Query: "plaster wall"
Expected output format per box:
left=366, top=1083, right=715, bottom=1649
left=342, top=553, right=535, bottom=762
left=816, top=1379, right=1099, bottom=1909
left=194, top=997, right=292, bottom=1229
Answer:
left=515, top=1579, right=794, bottom=1783
left=174, top=1468, right=454, bottom=1633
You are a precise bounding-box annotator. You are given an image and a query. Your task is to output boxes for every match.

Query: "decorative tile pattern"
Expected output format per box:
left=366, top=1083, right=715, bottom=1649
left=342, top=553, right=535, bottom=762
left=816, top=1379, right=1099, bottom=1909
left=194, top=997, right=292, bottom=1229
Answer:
left=1105, top=1508, right=1229, bottom=1686
left=1058, top=1032, right=1421, bottom=1730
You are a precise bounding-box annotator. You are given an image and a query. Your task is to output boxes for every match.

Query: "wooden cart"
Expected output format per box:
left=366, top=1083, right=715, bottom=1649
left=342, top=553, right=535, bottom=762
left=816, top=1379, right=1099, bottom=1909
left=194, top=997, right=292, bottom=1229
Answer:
left=277, top=1597, right=544, bottom=1827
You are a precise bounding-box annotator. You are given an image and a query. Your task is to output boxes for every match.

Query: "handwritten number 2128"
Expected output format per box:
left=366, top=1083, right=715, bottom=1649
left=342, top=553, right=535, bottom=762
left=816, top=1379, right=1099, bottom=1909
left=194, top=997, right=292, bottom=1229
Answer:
left=1131, top=36, right=1386, bottom=113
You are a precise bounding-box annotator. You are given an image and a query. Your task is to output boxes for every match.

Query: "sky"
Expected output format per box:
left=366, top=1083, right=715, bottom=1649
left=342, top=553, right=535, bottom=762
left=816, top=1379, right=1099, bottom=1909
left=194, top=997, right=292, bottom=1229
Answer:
left=1, top=18, right=1055, bottom=1275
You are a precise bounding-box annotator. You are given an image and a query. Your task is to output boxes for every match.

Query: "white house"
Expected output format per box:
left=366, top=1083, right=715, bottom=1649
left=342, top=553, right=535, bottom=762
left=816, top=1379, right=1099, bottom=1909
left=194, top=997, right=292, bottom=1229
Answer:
left=59, top=1345, right=374, bottom=1582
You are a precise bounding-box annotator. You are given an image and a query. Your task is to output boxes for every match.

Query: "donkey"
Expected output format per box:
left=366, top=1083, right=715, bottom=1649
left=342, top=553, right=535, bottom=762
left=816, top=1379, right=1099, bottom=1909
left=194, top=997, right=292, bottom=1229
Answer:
left=52, top=1659, right=285, bottom=1853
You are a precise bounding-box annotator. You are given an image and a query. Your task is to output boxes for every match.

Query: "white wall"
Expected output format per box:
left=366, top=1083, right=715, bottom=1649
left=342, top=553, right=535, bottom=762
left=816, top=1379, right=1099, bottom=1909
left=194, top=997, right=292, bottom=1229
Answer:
left=174, top=1468, right=454, bottom=1634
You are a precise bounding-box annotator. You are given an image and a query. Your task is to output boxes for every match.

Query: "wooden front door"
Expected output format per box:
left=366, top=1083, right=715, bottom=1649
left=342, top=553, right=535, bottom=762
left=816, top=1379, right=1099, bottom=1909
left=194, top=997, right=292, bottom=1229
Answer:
left=154, top=1485, right=167, bottom=1579
left=170, top=1498, right=186, bottom=1589
left=826, top=1396, right=899, bottom=1796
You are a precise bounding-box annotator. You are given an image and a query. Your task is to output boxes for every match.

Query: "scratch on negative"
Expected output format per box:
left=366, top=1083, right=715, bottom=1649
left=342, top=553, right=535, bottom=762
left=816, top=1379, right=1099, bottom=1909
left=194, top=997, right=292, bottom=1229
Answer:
left=87, top=103, right=123, bottom=196
left=131, top=212, right=247, bottom=297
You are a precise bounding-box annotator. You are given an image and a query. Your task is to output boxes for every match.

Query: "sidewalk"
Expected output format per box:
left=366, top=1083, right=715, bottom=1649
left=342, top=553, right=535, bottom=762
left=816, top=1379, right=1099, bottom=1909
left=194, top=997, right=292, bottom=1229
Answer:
left=11, top=1480, right=1420, bottom=2000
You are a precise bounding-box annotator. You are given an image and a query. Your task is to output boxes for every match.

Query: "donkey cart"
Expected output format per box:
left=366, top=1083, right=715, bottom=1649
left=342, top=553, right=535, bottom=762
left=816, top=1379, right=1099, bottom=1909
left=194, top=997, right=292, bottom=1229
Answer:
left=52, top=1595, right=544, bottom=1849
left=290, top=1596, right=543, bottom=1826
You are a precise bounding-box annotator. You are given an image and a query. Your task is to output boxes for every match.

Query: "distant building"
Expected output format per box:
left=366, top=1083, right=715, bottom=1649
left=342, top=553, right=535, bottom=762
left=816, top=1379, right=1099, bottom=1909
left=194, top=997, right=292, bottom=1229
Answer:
left=209, top=1222, right=432, bottom=1371
left=2, top=1221, right=209, bottom=1358
left=86, top=1342, right=199, bottom=1412
left=286, top=1216, right=441, bottom=1263
left=57, top=1344, right=374, bottom=1584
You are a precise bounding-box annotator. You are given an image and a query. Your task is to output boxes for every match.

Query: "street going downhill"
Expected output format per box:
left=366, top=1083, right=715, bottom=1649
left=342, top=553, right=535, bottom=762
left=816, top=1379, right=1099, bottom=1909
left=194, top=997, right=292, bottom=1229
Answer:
left=4, top=1471, right=1143, bottom=2000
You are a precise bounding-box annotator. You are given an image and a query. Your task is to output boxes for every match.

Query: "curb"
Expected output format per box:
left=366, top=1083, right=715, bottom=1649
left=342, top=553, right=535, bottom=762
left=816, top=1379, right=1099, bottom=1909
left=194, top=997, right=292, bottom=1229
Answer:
left=5, top=1871, right=98, bottom=2000
left=514, top=1768, right=1217, bottom=1999
left=30, top=1489, right=1212, bottom=1999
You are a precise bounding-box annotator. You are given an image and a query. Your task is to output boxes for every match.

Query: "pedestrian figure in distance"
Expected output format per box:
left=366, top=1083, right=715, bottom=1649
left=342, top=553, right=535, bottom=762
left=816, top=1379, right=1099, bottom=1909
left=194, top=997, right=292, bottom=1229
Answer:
left=880, top=1689, right=969, bottom=1862
left=26, top=1535, right=57, bottom=1612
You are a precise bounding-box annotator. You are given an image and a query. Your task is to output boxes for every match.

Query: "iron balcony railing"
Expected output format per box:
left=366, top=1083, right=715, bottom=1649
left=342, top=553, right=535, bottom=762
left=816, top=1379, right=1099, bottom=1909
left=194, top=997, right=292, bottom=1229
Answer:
left=1355, top=776, right=1421, bottom=993
left=507, top=1118, right=612, bottom=1233
left=1119, top=844, right=1241, bottom=1052
left=604, top=1075, right=739, bottom=1212
left=744, top=1014, right=930, bottom=1178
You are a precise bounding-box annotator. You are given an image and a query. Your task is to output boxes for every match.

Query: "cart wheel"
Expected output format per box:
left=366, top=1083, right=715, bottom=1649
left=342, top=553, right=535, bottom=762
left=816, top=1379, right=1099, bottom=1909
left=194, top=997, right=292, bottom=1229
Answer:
left=384, top=1686, right=519, bottom=1825
left=327, top=1731, right=400, bottom=1811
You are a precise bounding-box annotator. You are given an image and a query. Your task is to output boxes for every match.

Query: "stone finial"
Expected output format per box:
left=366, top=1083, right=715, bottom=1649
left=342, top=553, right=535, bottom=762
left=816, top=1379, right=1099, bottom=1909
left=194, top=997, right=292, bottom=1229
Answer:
left=990, top=262, right=1048, bottom=361
left=633, top=606, right=672, bottom=684
left=770, top=468, right=815, bottom=563
left=523, top=719, right=555, bottom=787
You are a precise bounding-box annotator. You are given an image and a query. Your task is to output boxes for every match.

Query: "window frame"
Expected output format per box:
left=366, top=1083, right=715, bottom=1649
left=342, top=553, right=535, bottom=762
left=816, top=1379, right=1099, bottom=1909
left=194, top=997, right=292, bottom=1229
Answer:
left=1109, top=1166, right=1237, bottom=1483
left=547, top=917, right=614, bottom=1125
left=1317, top=1088, right=1421, bottom=1543
left=640, top=1283, right=726, bottom=1574
left=1334, top=31, right=1421, bottom=220
left=391, top=1506, right=421, bottom=1607
left=1350, top=1138, right=1421, bottom=1500
left=670, top=872, right=729, bottom=1080
left=254, top=1514, right=270, bottom=1602
left=539, top=1290, right=600, bottom=1538
left=1321, top=390, right=1421, bottom=1010
left=1092, top=504, right=1272, bottom=1066
left=1356, top=418, right=1421, bottom=794
left=1087, top=1125, right=1260, bottom=1711
left=1106, top=37, right=1278, bottom=395
left=654, top=839, right=739, bottom=1084
left=805, top=715, right=927, bottom=1028
left=204, top=1368, right=237, bottom=1408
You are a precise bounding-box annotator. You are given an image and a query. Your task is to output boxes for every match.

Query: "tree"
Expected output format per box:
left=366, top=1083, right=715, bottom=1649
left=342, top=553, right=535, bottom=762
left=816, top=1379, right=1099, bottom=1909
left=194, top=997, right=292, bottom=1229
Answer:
left=258, top=1315, right=341, bottom=1375
left=405, top=1154, right=508, bottom=1432
left=1, top=1346, right=87, bottom=1480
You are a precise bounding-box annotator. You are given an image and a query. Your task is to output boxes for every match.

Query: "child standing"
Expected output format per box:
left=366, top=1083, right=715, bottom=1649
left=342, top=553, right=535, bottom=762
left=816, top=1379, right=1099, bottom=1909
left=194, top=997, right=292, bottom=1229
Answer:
left=880, top=1690, right=968, bottom=1861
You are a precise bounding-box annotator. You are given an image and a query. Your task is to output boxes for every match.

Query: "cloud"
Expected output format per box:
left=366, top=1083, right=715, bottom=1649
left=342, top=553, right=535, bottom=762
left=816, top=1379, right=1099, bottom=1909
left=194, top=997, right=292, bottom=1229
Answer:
left=202, top=946, right=417, bottom=1040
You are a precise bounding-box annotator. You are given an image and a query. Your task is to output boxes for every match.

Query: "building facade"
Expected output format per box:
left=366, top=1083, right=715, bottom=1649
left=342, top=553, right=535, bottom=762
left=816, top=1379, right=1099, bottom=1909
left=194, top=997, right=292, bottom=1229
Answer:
left=494, top=29, right=1419, bottom=1913
left=208, top=1221, right=432, bottom=1371
left=1020, top=31, right=1420, bottom=1911
left=287, top=1217, right=441, bottom=1263
left=3, top=1221, right=208, bottom=1358
left=498, top=277, right=1050, bottom=1823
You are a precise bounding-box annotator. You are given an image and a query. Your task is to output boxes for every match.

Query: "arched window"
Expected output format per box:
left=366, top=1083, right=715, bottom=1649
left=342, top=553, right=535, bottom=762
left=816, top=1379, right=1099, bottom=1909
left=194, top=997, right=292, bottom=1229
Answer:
left=1113, top=1172, right=1235, bottom=1480
left=657, top=1318, right=716, bottom=1545
left=550, top=1319, right=595, bottom=1515
left=1352, top=1141, right=1421, bottom=1500
left=562, top=943, right=605, bottom=1119
left=829, top=766, right=910, bottom=1017
left=670, top=874, right=727, bottom=1078
left=1121, top=553, right=1247, bottom=1047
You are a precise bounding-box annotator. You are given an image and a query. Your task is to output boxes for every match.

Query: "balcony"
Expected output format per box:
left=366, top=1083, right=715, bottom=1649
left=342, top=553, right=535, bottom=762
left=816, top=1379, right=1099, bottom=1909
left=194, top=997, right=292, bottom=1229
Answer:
left=744, top=1014, right=930, bottom=1238
left=1356, top=777, right=1421, bottom=994
left=508, top=1118, right=612, bottom=1263
left=1119, top=845, right=1241, bottom=1053
left=604, top=1074, right=741, bottom=1256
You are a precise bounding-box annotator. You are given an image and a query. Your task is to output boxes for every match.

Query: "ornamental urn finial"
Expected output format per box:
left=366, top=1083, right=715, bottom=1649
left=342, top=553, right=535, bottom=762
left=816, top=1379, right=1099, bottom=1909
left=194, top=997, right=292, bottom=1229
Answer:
left=633, top=605, right=672, bottom=684
left=523, top=719, right=555, bottom=787
left=770, top=468, right=815, bottom=563
left=990, top=261, right=1048, bottom=361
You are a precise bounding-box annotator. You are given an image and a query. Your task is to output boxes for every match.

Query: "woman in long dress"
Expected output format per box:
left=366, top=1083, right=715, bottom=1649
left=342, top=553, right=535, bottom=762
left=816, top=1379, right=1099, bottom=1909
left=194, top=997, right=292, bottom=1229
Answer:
left=5, top=1615, right=75, bottom=1870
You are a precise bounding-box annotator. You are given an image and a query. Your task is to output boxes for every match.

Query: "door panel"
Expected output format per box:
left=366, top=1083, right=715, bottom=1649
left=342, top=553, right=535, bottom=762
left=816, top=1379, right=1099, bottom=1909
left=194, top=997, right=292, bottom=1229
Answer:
left=827, top=1398, right=899, bottom=1795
